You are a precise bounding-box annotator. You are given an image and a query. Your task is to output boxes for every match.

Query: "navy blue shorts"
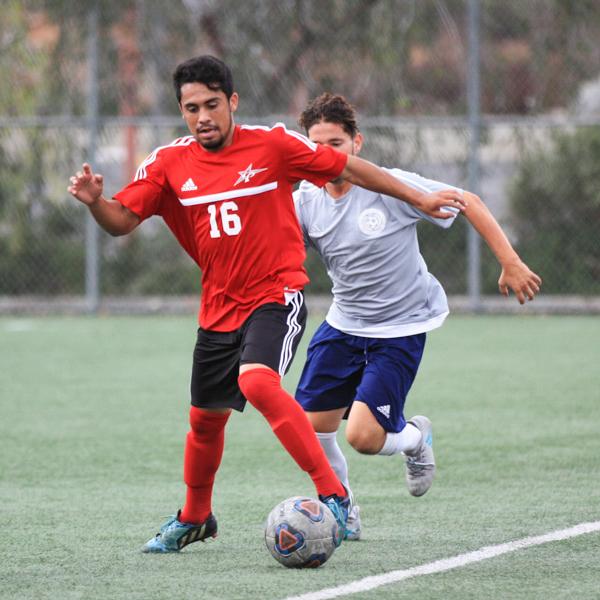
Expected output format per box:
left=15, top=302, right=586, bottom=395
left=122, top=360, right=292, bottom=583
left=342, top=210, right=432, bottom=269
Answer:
left=295, top=321, right=425, bottom=433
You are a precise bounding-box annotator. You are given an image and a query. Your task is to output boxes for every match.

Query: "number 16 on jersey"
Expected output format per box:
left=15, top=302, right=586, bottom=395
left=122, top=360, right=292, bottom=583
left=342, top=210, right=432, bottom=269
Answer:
left=207, top=201, right=242, bottom=238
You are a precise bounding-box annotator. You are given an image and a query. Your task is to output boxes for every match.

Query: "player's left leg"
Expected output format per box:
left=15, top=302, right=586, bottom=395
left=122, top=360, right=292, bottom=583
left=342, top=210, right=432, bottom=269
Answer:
left=295, top=321, right=367, bottom=539
left=345, top=333, right=436, bottom=496
left=346, top=401, right=420, bottom=455
left=236, top=293, right=349, bottom=540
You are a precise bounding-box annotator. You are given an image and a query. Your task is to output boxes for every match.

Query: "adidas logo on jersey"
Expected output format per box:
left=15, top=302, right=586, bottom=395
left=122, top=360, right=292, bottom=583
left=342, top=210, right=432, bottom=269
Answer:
left=377, top=405, right=391, bottom=419
left=181, top=178, right=198, bottom=192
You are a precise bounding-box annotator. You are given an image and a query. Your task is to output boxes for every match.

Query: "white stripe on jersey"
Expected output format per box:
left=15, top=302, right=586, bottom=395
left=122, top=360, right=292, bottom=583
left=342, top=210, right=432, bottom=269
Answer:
left=134, top=136, right=196, bottom=181
left=178, top=181, right=278, bottom=206
left=278, top=291, right=303, bottom=376
left=240, top=123, right=317, bottom=152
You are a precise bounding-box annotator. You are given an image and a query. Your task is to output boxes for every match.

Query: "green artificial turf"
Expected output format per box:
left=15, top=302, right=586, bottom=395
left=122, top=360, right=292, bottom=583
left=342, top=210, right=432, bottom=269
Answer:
left=1, top=315, right=599, bottom=599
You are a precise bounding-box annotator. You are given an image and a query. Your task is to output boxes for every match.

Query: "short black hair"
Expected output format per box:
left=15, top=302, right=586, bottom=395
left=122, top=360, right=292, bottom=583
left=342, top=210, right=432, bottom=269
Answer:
left=172, top=55, right=234, bottom=103
left=298, top=93, right=359, bottom=138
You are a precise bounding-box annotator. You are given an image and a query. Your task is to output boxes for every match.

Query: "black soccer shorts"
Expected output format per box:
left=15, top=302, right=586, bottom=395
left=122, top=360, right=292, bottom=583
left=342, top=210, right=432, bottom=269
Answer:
left=190, top=291, right=307, bottom=411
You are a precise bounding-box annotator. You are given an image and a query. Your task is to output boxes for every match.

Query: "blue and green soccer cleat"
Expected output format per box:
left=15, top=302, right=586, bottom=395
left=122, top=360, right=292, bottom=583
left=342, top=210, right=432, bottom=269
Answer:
left=318, top=491, right=350, bottom=546
left=142, top=511, right=217, bottom=553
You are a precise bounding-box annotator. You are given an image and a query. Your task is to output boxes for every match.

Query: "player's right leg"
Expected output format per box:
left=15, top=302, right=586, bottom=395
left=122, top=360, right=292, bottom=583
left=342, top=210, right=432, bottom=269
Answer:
left=142, top=406, right=230, bottom=552
left=307, top=410, right=363, bottom=541
left=142, top=326, right=242, bottom=553
left=308, top=411, right=350, bottom=491
left=142, top=511, right=218, bottom=553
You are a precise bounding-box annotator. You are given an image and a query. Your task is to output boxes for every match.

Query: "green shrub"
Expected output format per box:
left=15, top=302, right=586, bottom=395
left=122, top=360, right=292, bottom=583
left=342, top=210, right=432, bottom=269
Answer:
left=510, top=127, right=600, bottom=293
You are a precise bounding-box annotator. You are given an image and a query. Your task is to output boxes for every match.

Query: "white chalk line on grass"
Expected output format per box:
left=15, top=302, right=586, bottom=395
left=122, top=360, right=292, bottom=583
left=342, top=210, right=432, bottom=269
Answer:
left=283, top=521, right=600, bottom=600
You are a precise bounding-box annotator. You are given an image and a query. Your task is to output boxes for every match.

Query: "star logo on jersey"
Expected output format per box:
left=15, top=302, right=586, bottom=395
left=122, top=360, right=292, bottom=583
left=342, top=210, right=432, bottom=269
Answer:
left=234, top=163, right=268, bottom=186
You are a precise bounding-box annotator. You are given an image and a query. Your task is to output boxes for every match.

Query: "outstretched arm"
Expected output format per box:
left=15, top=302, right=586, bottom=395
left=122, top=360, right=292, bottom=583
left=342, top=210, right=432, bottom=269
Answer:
left=462, top=192, right=542, bottom=304
left=341, top=154, right=467, bottom=219
left=68, top=163, right=140, bottom=236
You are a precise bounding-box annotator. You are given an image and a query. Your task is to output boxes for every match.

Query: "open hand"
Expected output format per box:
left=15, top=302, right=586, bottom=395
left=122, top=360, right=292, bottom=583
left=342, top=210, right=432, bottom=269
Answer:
left=68, top=163, right=104, bottom=206
left=499, top=261, right=542, bottom=304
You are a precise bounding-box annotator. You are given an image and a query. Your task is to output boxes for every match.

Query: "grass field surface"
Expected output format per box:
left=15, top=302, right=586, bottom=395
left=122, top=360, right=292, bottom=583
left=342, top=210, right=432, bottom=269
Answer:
left=1, top=314, right=599, bottom=599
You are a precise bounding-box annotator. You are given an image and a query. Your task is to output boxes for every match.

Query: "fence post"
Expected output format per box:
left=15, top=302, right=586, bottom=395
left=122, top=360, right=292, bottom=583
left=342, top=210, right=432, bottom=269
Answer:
left=85, top=5, right=100, bottom=313
left=467, top=0, right=482, bottom=311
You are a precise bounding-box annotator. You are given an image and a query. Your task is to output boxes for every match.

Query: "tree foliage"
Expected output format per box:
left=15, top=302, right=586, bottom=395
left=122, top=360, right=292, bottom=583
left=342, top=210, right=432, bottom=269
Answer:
left=2, top=1, right=600, bottom=296
left=510, top=127, right=600, bottom=293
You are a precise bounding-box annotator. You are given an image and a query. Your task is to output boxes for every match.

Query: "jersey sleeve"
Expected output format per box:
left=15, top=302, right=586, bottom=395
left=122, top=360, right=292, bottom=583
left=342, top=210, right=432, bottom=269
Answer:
left=273, top=124, right=347, bottom=187
left=113, top=152, right=169, bottom=221
left=384, top=168, right=462, bottom=229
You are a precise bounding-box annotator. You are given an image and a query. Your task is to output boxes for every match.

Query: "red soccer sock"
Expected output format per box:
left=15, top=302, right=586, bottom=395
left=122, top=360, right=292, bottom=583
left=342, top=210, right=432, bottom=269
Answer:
left=238, top=367, right=346, bottom=499
left=179, top=406, right=230, bottom=525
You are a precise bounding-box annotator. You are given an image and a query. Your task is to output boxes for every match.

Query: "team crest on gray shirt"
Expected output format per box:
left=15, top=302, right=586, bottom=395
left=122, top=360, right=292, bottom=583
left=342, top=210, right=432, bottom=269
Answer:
left=358, top=208, right=386, bottom=235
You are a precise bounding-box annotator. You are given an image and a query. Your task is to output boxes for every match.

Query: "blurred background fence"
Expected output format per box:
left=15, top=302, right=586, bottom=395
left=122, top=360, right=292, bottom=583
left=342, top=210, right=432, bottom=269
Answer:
left=1, top=0, right=600, bottom=314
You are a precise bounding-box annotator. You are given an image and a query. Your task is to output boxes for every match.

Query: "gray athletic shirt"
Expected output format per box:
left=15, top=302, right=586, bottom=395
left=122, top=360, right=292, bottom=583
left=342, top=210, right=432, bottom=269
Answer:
left=293, top=168, right=461, bottom=338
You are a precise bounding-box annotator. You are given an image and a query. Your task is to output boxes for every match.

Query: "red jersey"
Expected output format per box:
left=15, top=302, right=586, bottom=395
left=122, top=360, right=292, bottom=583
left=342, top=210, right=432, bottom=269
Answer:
left=114, top=123, right=347, bottom=331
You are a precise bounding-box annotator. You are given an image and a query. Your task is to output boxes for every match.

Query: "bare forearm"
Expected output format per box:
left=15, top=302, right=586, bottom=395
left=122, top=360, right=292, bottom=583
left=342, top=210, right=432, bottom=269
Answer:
left=341, top=155, right=466, bottom=218
left=88, top=196, right=140, bottom=236
left=463, top=192, right=520, bottom=265
left=462, top=191, right=542, bottom=303
left=342, top=155, right=424, bottom=205
left=68, top=163, right=140, bottom=235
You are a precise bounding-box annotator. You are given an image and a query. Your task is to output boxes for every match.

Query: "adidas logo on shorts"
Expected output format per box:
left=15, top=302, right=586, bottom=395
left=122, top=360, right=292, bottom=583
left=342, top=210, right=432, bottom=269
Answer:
left=377, top=404, right=391, bottom=419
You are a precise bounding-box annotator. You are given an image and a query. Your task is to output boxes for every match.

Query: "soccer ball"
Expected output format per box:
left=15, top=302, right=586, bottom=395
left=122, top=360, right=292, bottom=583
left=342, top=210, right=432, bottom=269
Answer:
left=264, top=496, right=339, bottom=568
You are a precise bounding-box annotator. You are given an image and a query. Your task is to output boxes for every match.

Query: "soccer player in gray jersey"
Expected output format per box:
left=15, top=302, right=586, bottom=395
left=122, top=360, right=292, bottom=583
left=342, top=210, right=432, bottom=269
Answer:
left=293, top=94, right=542, bottom=540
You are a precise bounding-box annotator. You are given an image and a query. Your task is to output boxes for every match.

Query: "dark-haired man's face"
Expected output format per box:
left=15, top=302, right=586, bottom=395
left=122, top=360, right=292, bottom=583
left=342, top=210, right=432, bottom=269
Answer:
left=307, top=120, right=362, bottom=184
left=179, top=83, right=238, bottom=151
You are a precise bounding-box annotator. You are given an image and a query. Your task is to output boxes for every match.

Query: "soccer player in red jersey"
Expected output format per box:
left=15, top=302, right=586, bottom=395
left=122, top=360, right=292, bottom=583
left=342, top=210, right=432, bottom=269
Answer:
left=68, top=55, right=467, bottom=553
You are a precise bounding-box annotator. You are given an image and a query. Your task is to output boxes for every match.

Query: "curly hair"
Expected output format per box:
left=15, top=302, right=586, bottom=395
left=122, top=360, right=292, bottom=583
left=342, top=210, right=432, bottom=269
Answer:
left=298, top=93, right=359, bottom=138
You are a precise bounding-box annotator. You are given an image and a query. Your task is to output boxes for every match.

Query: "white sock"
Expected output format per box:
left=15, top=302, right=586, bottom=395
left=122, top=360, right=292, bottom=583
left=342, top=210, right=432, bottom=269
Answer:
left=316, top=431, right=351, bottom=491
left=377, top=422, right=422, bottom=456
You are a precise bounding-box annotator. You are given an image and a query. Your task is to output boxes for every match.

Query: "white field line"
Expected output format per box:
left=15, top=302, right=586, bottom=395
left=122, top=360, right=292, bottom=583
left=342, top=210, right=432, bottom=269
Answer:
left=282, top=521, right=600, bottom=600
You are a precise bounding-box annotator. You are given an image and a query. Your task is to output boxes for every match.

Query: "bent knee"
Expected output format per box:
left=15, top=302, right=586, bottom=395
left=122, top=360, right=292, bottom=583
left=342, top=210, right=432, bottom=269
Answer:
left=237, top=367, right=279, bottom=401
left=346, top=428, right=380, bottom=455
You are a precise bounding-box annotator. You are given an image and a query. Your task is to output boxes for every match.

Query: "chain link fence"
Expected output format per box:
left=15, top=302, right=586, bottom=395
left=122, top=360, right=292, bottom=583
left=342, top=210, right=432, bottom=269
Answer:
left=1, top=0, right=600, bottom=313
